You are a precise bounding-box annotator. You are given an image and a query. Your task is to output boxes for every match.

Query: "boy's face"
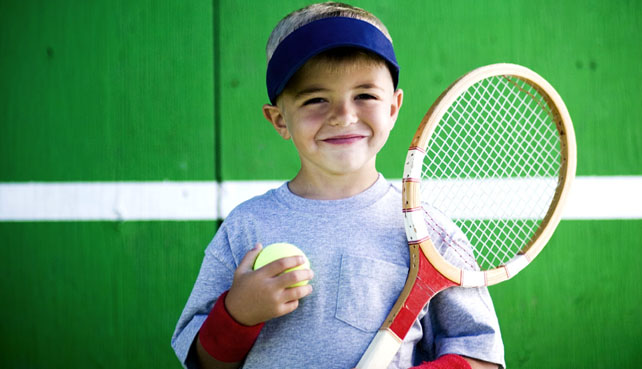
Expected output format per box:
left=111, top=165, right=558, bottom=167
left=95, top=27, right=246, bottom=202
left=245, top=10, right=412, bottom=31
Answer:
left=263, top=56, right=403, bottom=179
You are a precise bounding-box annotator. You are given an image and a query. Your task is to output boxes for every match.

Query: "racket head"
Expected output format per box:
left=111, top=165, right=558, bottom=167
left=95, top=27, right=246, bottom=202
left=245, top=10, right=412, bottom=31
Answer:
left=402, top=63, right=576, bottom=287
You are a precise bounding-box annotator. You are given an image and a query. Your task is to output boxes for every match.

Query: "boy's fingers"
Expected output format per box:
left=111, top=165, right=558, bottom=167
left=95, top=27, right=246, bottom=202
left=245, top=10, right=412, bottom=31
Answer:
left=237, top=243, right=263, bottom=273
left=275, top=268, right=314, bottom=288
left=276, top=299, right=300, bottom=317
left=282, top=284, right=313, bottom=302
left=260, top=255, right=307, bottom=276
left=274, top=285, right=313, bottom=316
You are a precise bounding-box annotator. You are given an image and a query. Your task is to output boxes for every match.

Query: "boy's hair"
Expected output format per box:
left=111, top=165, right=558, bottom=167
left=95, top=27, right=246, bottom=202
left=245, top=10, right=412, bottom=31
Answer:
left=265, top=2, right=399, bottom=104
left=266, top=2, right=392, bottom=63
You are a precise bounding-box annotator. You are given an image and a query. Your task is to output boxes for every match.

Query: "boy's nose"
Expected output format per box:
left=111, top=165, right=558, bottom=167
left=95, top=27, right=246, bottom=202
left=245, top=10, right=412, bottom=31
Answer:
left=328, top=101, right=357, bottom=126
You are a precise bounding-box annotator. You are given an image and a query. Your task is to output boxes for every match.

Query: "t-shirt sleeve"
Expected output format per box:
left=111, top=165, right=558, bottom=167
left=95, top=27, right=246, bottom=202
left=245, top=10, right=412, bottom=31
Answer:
left=419, top=206, right=505, bottom=367
left=423, top=285, right=505, bottom=367
left=170, top=224, right=238, bottom=368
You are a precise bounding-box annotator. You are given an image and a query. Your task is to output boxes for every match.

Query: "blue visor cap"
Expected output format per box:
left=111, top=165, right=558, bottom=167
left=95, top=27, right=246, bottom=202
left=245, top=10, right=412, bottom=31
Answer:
left=266, top=17, right=399, bottom=105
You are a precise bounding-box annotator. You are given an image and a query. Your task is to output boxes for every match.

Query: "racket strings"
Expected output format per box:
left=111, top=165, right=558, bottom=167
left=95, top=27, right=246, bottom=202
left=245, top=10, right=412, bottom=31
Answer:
left=422, top=207, right=478, bottom=271
left=421, top=75, right=562, bottom=271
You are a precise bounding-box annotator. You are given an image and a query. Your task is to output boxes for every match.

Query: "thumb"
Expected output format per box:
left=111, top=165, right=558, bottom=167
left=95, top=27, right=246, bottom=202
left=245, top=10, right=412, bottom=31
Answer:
left=237, top=243, right=263, bottom=273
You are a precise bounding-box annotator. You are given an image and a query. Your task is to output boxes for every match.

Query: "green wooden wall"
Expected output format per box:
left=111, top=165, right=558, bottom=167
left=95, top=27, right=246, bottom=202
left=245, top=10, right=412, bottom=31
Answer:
left=1, top=1, right=641, bottom=368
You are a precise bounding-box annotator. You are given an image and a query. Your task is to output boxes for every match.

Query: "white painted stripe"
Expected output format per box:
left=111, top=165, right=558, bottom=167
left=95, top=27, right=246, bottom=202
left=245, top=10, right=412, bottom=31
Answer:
left=562, top=176, right=642, bottom=220
left=393, top=176, right=642, bottom=220
left=219, top=180, right=285, bottom=219
left=0, top=176, right=640, bottom=221
left=0, top=182, right=218, bottom=221
left=418, top=177, right=559, bottom=219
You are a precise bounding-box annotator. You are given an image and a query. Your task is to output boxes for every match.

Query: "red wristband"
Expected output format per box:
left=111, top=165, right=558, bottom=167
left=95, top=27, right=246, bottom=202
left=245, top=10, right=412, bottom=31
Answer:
left=412, top=354, right=472, bottom=369
left=198, top=290, right=265, bottom=363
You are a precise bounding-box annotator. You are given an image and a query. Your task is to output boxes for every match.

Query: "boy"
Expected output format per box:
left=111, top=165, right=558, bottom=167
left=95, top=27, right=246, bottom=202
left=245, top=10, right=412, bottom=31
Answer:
left=172, top=3, right=504, bottom=368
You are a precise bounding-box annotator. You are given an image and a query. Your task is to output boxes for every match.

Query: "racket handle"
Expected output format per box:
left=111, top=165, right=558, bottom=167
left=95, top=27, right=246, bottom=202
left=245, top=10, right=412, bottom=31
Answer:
left=356, top=329, right=402, bottom=369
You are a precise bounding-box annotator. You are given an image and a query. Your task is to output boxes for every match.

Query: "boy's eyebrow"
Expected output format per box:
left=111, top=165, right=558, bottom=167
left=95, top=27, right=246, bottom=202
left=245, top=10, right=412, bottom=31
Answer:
left=293, top=83, right=385, bottom=99
left=293, top=86, right=329, bottom=99
left=354, top=83, right=385, bottom=91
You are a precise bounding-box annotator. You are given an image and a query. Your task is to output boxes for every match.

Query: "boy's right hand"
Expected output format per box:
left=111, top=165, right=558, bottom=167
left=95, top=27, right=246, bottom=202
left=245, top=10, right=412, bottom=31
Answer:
left=224, top=243, right=314, bottom=326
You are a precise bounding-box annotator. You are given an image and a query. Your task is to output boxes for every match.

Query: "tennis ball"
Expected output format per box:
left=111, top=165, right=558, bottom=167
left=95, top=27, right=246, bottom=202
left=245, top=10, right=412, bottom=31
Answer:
left=253, top=243, right=311, bottom=287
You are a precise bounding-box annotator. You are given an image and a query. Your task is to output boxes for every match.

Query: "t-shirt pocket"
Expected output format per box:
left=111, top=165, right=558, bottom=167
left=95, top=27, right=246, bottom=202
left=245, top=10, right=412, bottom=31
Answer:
left=335, top=254, right=409, bottom=333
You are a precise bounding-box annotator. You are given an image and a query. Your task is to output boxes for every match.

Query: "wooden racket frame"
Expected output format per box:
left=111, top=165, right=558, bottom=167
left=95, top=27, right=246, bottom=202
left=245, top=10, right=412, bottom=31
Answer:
left=356, top=64, right=576, bottom=369
left=401, top=63, right=576, bottom=287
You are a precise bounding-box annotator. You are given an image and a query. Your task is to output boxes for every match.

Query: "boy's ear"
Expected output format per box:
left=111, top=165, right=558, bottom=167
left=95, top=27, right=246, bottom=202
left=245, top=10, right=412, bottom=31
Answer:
left=262, top=104, right=291, bottom=140
left=389, top=88, right=404, bottom=126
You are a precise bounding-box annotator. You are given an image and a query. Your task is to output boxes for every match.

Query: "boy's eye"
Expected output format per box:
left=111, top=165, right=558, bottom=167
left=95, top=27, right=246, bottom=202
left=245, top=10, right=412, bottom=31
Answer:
left=356, top=93, right=377, bottom=100
left=302, top=97, right=326, bottom=106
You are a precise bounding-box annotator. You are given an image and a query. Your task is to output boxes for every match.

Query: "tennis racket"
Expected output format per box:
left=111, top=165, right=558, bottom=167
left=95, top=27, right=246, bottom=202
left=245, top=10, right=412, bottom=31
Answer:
left=356, top=63, right=576, bottom=368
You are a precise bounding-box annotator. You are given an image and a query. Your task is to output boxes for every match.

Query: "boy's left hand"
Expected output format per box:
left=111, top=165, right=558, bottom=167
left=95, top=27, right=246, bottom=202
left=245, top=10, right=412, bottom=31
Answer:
left=224, top=243, right=314, bottom=326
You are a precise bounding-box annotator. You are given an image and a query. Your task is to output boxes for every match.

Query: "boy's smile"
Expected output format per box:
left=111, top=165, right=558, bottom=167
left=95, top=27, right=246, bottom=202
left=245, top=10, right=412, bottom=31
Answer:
left=263, top=54, right=403, bottom=198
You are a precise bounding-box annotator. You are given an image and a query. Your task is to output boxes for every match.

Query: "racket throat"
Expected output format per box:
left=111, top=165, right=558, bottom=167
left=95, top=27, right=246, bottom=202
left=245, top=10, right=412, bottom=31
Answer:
left=384, top=245, right=456, bottom=341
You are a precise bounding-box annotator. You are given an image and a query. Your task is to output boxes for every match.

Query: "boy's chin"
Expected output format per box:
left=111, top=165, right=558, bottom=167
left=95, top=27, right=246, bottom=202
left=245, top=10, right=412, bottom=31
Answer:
left=321, top=160, right=378, bottom=177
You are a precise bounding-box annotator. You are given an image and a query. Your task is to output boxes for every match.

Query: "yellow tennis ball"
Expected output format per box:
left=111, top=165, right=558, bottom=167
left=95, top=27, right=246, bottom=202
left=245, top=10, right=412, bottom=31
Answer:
left=253, top=243, right=311, bottom=287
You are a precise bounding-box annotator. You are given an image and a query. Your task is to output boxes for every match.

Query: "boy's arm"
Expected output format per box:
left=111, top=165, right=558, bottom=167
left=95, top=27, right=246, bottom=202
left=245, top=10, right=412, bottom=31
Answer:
left=193, top=244, right=313, bottom=367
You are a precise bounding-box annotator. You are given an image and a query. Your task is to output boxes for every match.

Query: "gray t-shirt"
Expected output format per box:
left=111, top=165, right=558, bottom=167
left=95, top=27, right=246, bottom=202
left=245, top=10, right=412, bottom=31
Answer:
left=171, top=175, right=505, bottom=368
